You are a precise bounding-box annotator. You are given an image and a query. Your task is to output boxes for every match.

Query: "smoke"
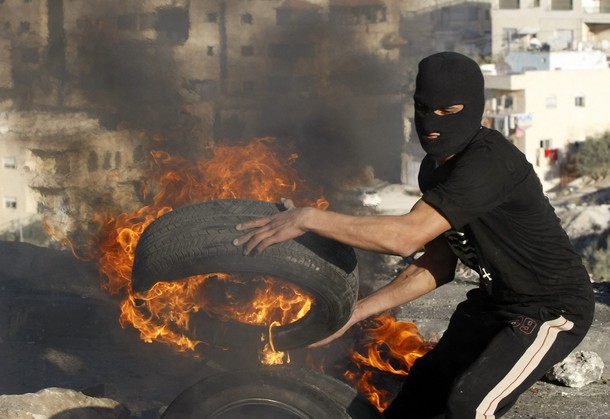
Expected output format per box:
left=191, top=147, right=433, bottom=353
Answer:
left=69, top=3, right=410, bottom=188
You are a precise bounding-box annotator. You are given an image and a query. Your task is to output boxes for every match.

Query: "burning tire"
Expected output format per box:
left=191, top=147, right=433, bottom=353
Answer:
left=131, top=199, right=359, bottom=350
left=161, top=366, right=382, bottom=419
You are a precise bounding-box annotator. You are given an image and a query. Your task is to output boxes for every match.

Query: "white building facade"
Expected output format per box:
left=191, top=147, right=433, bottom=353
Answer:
left=0, top=116, right=38, bottom=236
left=490, top=0, right=610, bottom=58
left=484, top=51, right=610, bottom=181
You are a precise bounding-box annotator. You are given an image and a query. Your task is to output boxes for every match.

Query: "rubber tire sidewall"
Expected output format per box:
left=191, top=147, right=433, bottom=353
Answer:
left=161, top=366, right=382, bottom=419
left=131, top=199, right=359, bottom=350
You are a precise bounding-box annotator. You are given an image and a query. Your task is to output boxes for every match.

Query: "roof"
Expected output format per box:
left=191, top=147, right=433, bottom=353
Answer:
left=381, top=32, right=408, bottom=49
left=277, top=0, right=322, bottom=9
left=330, top=0, right=386, bottom=7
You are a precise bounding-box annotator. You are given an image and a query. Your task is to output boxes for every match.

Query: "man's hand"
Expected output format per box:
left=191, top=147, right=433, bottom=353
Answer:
left=308, top=302, right=363, bottom=348
left=233, top=198, right=314, bottom=255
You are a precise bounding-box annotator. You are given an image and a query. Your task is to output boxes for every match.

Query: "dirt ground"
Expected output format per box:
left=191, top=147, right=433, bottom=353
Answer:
left=0, top=241, right=608, bottom=418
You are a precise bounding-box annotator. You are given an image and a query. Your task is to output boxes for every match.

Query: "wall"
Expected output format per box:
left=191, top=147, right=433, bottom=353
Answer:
left=485, top=68, right=610, bottom=179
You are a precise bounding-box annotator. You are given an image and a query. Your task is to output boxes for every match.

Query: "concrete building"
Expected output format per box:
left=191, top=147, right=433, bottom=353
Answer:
left=483, top=50, right=610, bottom=181
left=0, top=115, right=37, bottom=237
left=0, top=0, right=410, bottom=240
left=490, top=0, right=610, bottom=58
left=400, top=0, right=492, bottom=59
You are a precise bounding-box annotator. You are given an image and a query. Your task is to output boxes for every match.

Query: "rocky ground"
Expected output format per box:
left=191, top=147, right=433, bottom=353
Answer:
left=370, top=179, right=610, bottom=419
left=0, top=180, right=608, bottom=418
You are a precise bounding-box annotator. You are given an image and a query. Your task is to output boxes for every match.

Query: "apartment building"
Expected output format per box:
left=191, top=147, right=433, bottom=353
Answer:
left=400, top=0, right=492, bottom=59
left=490, top=0, right=610, bottom=57
left=0, top=0, right=410, bottom=240
left=483, top=50, right=610, bottom=181
left=0, top=116, right=36, bottom=235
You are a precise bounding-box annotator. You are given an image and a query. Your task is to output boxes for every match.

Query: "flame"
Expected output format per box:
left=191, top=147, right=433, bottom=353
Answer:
left=93, top=137, right=325, bottom=356
left=49, top=135, right=436, bottom=408
left=345, top=313, right=435, bottom=412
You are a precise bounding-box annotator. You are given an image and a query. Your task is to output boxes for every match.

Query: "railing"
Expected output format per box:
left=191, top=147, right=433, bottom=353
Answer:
left=583, top=5, right=610, bottom=13
left=0, top=213, right=43, bottom=242
left=403, top=0, right=492, bottom=16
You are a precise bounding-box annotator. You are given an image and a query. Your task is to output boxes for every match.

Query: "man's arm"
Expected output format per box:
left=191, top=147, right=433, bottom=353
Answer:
left=234, top=198, right=451, bottom=257
left=310, top=233, right=458, bottom=347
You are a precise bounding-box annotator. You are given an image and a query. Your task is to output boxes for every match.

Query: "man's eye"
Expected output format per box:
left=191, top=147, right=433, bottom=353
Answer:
left=434, top=109, right=451, bottom=116
left=434, top=105, right=464, bottom=116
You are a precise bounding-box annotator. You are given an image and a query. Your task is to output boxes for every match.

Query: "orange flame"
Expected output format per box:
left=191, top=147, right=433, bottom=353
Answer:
left=51, top=135, right=436, bottom=408
left=346, top=313, right=435, bottom=412
left=93, top=137, right=325, bottom=355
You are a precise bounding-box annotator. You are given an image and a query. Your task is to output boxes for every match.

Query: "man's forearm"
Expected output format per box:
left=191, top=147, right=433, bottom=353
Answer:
left=302, top=200, right=451, bottom=258
left=352, top=261, right=441, bottom=322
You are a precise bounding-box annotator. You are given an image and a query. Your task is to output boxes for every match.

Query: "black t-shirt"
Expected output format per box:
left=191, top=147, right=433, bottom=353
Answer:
left=420, top=127, right=592, bottom=312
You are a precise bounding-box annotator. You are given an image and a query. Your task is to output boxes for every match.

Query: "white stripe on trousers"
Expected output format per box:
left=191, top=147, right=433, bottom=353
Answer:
left=474, top=316, right=574, bottom=419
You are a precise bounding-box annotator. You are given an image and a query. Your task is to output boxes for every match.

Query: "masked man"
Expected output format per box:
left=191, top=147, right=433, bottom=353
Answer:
left=233, top=52, right=594, bottom=418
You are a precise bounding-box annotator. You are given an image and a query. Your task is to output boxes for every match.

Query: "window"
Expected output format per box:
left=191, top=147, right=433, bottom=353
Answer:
left=551, top=0, right=573, bottom=10
left=21, top=47, right=39, bottom=63
left=276, top=9, right=291, bottom=26
left=87, top=151, right=98, bottom=172
left=103, top=151, right=112, bottom=170
left=242, top=80, right=255, bottom=96
left=575, top=95, right=585, bottom=107
left=207, top=46, right=214, bottom=56
left=268, top=75, right=291, bottom=92
left=117, top=14, right=137, bottom=30
left=140, top=14, right=156, bottom=30
left=499, top=0, right=520, bottom=9
left=241, top=45, right=254, bottom=56
left=502, top=28, right=518, bottom=48
left=18, top=21, right=30, bottom=34
left=207, top=12, right=218, bottom=23
left=540, top=139, right=551, bottom=149
left=4, top=197, right=17, bottom=209
left=155, top=7, right=189, bottom=46
left=555, top=29, right=574, bottom=49
left=3, top=157, right=16, bottom=169
left=469, top=7, right=479, bottom=20
left=241, top=13, right=253, bottom=24
left=545, top=95, right=557, bottom=109
left=133, top=145, right=146, bottom=162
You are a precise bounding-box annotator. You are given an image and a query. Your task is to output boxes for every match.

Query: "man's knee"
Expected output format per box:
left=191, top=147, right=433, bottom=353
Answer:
left=445, top=387, right=479, bottom=419
left=445, top=379, right=516, bottom=419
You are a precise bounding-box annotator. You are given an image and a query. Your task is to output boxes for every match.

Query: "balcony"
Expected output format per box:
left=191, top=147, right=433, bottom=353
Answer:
left=583, top=4, right=610, bottom=13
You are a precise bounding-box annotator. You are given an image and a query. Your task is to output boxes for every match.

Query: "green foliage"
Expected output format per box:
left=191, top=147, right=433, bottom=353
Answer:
left=575, top=132, right=610, bottom=181
left=582, top=233, right=610, bottom=282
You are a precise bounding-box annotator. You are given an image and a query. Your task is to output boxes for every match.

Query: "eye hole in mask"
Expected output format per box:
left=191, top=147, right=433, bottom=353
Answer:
left=415, top=101, right=464, bottom=117
left=433, top=104, right=464, bottom=116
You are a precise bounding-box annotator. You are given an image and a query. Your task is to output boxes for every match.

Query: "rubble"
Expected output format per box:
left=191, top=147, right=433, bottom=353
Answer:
left=546, top=350, right=605, bottom=388
left=0, top=388, right=130, bottom=419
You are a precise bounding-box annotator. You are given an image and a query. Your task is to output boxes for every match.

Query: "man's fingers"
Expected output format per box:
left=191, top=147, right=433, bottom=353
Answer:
left=235, top=227, right=278, bottom=255
left=235, top=216, right=272, bottom=231
left=281, top=198, right=296, bottom=210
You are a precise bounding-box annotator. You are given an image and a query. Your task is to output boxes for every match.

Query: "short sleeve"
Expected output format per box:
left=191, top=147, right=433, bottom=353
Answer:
left=422, top=146, right=511, bottom=230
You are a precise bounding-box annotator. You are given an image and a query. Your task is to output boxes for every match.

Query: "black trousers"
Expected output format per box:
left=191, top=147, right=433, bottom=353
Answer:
left=383, top=288, right=594, bottom=419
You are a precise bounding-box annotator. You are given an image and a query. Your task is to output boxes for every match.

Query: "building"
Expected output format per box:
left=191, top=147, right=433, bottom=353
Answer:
left=483, top=50, right=610, bottom=181
left=490, top=0, right=610, bottom=58
left=0, top=0, right=411, bottom=241
left=0, top=113, right=37, bottom=237
left=400, top=0, right=492, bottom=59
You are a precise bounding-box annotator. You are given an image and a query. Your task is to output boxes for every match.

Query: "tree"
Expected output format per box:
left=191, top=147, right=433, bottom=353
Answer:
left=575, top=131, right=610, bottom=181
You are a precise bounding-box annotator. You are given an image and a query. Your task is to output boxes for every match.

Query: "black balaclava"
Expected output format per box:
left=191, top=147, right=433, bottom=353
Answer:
left=414, top=52, right=485, bottom=159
